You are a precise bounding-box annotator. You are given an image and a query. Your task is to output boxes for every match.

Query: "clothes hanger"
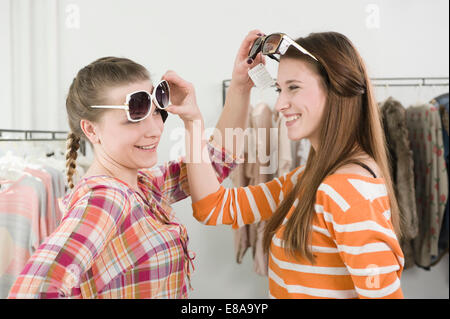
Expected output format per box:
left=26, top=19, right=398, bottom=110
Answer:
left=21, top=140, right=67, bottom=171
left=414, top=83, right=424, bottom=106
left=0, top=151, right=26, bottom=170
left=0, top=166, right=25, bottom=183
left=429, top=84, right=439, bottom=105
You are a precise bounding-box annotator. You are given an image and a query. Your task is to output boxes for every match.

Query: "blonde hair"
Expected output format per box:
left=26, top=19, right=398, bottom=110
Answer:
left=65, top=57, right=150, bottom=188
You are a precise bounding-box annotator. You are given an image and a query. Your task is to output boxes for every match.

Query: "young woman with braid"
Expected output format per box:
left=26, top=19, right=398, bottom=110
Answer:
left=180, top=31, right=405, bottom=299
left=8, top=30, right=264, bottom=298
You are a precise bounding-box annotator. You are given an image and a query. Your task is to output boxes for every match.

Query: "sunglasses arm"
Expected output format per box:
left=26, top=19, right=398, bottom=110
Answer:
left=283, top=37, right=318, bottom=62
left=268, top=54, right=280, bottom=62
left=90, top=105, right=129, bottom=110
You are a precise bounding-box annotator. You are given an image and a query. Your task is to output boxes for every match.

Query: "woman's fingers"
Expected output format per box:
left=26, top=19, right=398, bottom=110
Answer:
left=247, top=51, right=266, bottom=68
left=237, top=29, right=265, bottom=61
left=162, top=70, right=196, bottom=106
left=162, top=70, right=192, bottom=90
left=160, top=70, right=202, bottom=122
left=235, top=29, right=267, bottom=71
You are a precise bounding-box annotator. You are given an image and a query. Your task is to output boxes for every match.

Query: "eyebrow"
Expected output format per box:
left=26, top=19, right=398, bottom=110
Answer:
left=275, top=79, right=303, bottom=86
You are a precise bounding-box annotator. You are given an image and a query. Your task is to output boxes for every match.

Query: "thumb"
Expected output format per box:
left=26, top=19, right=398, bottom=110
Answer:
left=165, top=105, right=183, bottom=114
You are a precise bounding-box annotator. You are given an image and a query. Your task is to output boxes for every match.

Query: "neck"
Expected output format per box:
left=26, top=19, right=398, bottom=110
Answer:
left=87, top=154, right=139, bottom=191
left=308, top=135, right=319, bottom=153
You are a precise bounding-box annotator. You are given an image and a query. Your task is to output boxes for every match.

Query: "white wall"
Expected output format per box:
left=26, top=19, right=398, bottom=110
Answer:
left=1, top=0, right=448, bottom=298
left=0, top=0, right=12, bottom=128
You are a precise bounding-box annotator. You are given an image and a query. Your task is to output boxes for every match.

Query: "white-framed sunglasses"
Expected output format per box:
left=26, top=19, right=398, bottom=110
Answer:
left=90, top=80, right=170, bottom=122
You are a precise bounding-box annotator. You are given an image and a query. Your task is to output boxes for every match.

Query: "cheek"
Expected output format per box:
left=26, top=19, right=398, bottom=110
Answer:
left=309, top=103, right=325, bottom=124
left=102, top=126, right=138, bottom=150
left=156, top=118, right=164, bottom=132
left=304, top=89, right=326, bottom=123
left=288, top=91, right=326, bottom=140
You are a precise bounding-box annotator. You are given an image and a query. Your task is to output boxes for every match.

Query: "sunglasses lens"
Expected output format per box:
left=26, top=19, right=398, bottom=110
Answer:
left=128, top=91, right=151, bottom=120
left=248, top=37, right=263, bottom=58
left=155, top=81, right=170, bottom=109
left=262, top=34, right=282, bottom=54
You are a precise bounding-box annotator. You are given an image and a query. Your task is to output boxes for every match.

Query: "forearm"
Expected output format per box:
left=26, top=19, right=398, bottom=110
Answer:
left=185, top=119, right=221, bottom=202
left=212, top=81, right=251, bottom=156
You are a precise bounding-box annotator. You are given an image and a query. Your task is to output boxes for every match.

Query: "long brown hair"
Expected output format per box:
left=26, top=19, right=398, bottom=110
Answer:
left=263, top=32, right=402, bottom=263
left=65, top=57, right=150, bottom=188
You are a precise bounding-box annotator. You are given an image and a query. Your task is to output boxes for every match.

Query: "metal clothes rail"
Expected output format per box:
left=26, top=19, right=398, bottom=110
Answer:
left=222, top=77, right=449, bottom=106
left=0, top=129, right=86, bottom=156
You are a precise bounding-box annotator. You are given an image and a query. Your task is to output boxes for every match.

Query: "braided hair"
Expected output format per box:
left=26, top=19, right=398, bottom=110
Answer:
left=65, top=132, right=80, bottom=189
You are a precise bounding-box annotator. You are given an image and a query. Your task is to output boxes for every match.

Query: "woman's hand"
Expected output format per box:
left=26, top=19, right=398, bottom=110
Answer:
left=230, top=29, right=266, bottom=92
left=162, top=70, right=203, bottom=124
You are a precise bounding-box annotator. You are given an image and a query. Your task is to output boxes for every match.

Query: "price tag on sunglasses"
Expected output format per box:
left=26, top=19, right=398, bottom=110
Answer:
left=248, top=63, right=275, bottom=89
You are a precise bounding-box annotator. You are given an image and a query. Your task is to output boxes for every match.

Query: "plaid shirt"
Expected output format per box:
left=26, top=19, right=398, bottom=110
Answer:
left=8, top=140, right=238, bottom=299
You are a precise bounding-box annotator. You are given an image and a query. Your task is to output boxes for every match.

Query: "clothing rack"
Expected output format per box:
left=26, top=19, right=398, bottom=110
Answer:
left=222, top=77, right=449, bottom=106
left=0, top=129, right=86, bottom=156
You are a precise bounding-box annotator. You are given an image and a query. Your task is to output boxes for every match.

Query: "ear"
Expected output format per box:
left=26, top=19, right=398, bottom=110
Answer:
left=80, top=119, right=101, bottom=144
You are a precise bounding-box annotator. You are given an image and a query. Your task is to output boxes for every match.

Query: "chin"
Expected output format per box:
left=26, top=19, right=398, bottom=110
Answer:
left=287, top=130, right=307, bottom=141
left=287, top=123, right=314, bottom=141
left=134, top=156, right=158, bottom=170
left=140, top=160, right=157, bottom=169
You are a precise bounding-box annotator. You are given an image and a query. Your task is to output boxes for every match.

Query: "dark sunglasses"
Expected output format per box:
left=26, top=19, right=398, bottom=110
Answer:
left=248, top=33, right=319, bottom=63
left=91, top=80, right=170, bottom=122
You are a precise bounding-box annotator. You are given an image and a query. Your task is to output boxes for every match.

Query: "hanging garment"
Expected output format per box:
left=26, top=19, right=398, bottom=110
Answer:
left=430, top=93, right=449, bottom=265
left=291, top=138, right=311, bottom=168
left=0, top=161, right=69, bottom=298
left=406, top=104, right=448, bottom=269
left=231, top=103, right=274, bottom=276
left=0, top=174, right=41, bottom=298
left=24, top=167, right=61, bottom=237
left=380, top=97, right=418, bottom=269
left=274, top=112, right=292, bottom=177
left=42, top=165, right=65, bottom=227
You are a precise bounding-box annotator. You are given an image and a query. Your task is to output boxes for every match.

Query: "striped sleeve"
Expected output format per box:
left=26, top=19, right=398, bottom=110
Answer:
left=7, top=186, right=129, bottom=299
left=318, top=193, right=404, bottom=299
left=147, top=140, right=240, bottom=205
left=192, top=173, right=287, bottom=229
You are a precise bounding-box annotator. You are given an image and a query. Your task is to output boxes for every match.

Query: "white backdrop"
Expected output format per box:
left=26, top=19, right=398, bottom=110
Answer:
left=0, top=0, right=448, bottom=298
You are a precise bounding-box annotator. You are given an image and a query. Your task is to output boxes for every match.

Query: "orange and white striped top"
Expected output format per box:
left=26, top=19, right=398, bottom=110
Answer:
left=192, top=166, right=404, bottom=299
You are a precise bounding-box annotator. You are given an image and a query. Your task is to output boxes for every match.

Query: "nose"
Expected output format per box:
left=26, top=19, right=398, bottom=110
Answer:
left=274, top=94, right=290, bottom=113
left=141, top=113, right=163, bottom=139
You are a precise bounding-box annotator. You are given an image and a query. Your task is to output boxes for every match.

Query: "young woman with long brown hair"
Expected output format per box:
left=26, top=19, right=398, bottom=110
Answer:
left=175, top=31, right=405, bottom=298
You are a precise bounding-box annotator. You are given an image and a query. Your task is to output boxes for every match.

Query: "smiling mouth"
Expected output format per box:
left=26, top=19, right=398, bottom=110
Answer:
left=135, top=144, right=157, bottom=150
left=285, top=114, right=302, bottom=123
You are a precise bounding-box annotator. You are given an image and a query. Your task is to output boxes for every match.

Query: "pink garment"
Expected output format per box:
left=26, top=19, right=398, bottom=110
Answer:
left=24, top=168, right=61, bottom=238
left=274, top=110, right=293, bottom=177
left=0, top=176, right=40, bottom=298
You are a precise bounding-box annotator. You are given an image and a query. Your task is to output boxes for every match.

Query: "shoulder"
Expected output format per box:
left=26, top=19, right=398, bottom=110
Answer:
left=63, top=175, right=131, bottom=213
left=315, top=174, right=397, bottom=245
left=333, top=159, right=381, bottom=178
left=316, top=173, right=388, bottom=216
